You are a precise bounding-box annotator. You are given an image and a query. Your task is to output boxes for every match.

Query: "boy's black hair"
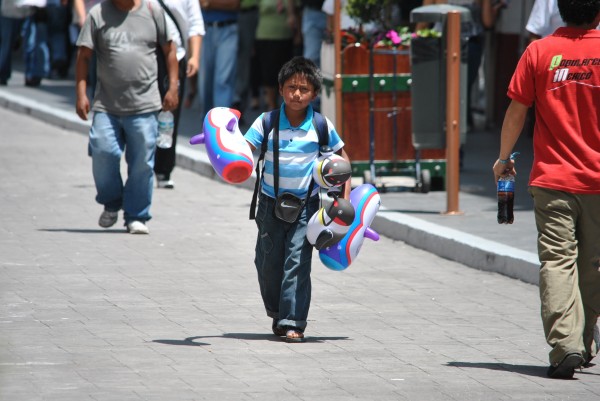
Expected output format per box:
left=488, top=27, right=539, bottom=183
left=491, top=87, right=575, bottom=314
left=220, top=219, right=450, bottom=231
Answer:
left=277, top=56, right=322, bottom=94
left=557, top=0, right=600, bottom=26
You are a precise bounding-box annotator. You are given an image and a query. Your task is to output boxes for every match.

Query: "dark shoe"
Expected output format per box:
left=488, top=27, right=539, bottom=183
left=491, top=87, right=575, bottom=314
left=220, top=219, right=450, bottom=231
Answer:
left=547, top=352, right=584, bottom=379
left=0, top=79, right=7, bottom=86
left=52, top=60, right=69, bottom=79
left=25, top=77, right=41, bottom=87
left=183, top=91, right=196, bottom=109
left=285, top=328, right=305, bottom=343
left=272, top=319, right=286, bottom=336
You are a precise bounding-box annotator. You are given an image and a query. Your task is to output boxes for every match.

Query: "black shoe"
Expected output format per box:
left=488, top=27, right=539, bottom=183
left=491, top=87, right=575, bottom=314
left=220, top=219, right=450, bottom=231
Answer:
left=0, top=79, right=7, bottom=86
left=25, top=77, right=41, bottom=87
left=547, top=352, right=585, bottom=379
left=272, top=319, right=286, bottom=336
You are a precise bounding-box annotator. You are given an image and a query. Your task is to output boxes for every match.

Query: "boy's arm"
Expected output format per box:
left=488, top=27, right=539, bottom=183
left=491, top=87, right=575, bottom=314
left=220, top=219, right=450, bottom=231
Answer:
left=75, top=46, right=93, bottom=121
left=161, top=41, right=179, bottom=111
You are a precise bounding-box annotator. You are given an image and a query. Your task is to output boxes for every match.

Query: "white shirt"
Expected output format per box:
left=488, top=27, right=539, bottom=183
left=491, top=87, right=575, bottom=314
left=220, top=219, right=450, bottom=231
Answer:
left=526, top=0, right=563, bottom=38
left=160, top=0, right=205, bottom=60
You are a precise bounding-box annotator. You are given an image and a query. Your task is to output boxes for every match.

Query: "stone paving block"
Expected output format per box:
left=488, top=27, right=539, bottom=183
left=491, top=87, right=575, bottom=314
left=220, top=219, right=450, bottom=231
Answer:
left=2, top=106, right=600, bottom=400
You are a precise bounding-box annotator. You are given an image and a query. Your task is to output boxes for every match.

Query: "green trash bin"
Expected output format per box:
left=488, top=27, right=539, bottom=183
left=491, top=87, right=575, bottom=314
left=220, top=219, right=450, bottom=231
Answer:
left=410, top=4, right=470, bottom=150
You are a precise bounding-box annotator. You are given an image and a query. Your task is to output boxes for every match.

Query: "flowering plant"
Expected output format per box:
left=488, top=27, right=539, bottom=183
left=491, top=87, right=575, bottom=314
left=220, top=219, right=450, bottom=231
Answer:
left=374, top=27, right=442, bottom=48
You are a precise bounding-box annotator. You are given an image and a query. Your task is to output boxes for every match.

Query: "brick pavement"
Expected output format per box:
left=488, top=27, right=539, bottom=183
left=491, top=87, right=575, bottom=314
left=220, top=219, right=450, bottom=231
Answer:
left=1, top=106, right=600, bottom=400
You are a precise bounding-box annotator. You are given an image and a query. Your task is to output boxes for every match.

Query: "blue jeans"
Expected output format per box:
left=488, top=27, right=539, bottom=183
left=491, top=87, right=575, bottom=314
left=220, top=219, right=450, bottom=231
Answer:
left=254, top=194, right=320, bottom=331
left=89, top=112, right=157, bottom=223
left=301, top=7, right=327, bottom=68
left=0, top=16, right=24, bottom=82
left=46, top=4, right=70, bottom=67
left=199, top=22, right=238, bottom=114
left=234, top=9, right=258, bottom=108
left=22, top=17, right=50, bottom=80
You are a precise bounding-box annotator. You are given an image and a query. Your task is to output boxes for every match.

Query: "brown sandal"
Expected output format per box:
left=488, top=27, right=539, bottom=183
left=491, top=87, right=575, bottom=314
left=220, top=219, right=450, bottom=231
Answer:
left=285, top=328, right=305, bottom=343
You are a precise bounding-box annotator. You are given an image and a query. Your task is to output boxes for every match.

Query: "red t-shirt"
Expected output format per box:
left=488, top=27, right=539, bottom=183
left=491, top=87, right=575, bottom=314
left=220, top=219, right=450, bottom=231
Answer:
left=508, top=27, right=600, bottom=194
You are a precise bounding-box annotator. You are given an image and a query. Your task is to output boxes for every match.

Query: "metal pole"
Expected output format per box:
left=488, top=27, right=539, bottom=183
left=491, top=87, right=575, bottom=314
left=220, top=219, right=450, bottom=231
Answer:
left=334, top=0, right=342, bottom=131
left=444, top=11, right=462, bottom=215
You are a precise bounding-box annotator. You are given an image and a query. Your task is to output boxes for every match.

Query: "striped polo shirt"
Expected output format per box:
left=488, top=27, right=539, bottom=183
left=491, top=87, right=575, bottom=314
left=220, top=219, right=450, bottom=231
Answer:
left=244, top=104, right=344, bottom=199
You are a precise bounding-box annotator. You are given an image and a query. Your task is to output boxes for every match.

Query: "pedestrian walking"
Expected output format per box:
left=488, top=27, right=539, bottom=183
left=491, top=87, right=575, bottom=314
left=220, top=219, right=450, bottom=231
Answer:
left=492, top=0, right=600, bottom=379
left=197, top=0, right=239, bottom=114
left=243, top=56, right=351, bottom=342
left=154, top=0, right=205, bottom=189
left=74, top=0, right=179, bottom=234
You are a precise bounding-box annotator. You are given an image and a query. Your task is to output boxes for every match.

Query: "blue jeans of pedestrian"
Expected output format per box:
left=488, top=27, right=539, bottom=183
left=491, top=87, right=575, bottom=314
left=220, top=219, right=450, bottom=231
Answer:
left=89, top=111, right=157, bottom=224
left=199, top=22, right=238, bottom=114
left=46, top=4, right=70, bottom=68
left=301, top=7, right=327, bottom=68
left=0, top=16, right=24, bottom=82
left=254, top=193, right=320, bottom=331
left=22, top=17, right=50, bottom=80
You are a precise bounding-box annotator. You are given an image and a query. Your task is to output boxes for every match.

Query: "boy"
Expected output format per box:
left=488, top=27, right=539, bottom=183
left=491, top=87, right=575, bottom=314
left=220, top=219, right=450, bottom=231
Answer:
left=244, top=56, right=351, bottom=342
left=75, top=0, right=179, bottom=234
left=492, top=0, right=600, bottom=379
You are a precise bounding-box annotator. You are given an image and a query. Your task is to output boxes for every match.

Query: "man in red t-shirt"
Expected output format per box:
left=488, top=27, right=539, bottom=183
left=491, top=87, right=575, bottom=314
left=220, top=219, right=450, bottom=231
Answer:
left=493, top=0, right=600, bottom=379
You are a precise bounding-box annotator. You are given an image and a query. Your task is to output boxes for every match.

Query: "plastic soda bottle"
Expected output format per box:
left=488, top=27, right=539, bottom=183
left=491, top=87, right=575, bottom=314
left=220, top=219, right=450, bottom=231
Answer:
left=497, top=175, right=514, bottom=224
left=497, top=152, right=519, bottom=224
left=157, top=110, right=174, bottom=149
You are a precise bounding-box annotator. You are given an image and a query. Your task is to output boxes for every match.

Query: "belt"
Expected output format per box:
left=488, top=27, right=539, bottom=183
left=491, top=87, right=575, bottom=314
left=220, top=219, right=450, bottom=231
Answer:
left=240, top=6, right=258, bottom=13
left=207, top=19, right=237, bottom=28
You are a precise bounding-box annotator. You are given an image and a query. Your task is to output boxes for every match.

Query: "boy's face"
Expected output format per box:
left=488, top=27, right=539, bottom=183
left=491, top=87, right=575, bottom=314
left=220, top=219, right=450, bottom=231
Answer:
left=279, top=73, right=317, bottom=113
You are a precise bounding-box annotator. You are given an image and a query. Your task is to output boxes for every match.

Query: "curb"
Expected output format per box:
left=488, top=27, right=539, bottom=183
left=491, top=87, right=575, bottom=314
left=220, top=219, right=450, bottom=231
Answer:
left=1, top=89, right=540, bottom=286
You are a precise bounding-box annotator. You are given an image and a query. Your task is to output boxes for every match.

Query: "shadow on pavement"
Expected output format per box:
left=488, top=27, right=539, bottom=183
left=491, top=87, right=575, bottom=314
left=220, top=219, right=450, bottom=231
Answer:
left=39, top=228, right=125, bottom=234
left=446, top=361, right=549, bottom=378
left=152, top=333, right=350, bottom=346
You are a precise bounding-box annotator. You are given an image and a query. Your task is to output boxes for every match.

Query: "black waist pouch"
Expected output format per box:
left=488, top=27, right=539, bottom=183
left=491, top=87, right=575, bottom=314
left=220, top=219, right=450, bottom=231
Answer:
left=273, top=192, right=306, bottom=223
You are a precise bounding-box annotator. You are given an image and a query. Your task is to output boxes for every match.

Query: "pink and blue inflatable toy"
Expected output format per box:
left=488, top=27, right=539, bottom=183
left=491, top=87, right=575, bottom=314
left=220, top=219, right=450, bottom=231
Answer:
left=189, top=107, right=254, bottom=184
left=319, top=184, right=381, bottom=271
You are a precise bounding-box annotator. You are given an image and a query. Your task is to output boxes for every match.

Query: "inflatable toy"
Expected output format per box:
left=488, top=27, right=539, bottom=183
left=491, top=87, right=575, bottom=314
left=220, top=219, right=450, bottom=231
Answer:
left=189, top=107, right=254, bottom=184
left=313, top=147, right=352, bottom=189
left=319, top=184, right=381, bottom=271
left=306, top=197, right=355, bottom=250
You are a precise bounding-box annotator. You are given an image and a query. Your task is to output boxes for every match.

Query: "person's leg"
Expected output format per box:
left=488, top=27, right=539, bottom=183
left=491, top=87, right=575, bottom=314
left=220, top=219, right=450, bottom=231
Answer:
left=301, top=7, right=326, bottom=67
left=121, top=112, right=157, bottom=224
left=199, top=27, right=216, bottom=114
left=278, top=196, right=319, bottom=333
left=574, top=193, right=600, bottom=363
left=46, top=3, right=70, bottom=77
left=531, top=187, right=586, bottom=366
left=466, top=37, right=483, bottom=128
left=213, top=23, right=238, bottom=108
left=89, top=112, right=125, bottom=212
left=0, top=17, right=22, bottom=83
left=233, top=8, right=258, bottom=110
left=154, top=57, right=186, bottom=184
left=254, top=195, right=286, bottom=320
left=23, top=16, right=50, bottom=85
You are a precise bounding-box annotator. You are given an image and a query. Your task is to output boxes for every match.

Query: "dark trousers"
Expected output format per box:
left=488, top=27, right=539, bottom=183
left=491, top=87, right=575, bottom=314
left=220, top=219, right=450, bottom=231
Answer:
left=155, top=57, right=187, bottom=179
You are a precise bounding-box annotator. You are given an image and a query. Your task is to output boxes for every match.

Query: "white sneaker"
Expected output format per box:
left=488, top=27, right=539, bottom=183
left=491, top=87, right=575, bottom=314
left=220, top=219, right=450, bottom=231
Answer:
left=98, top=210, right=118, bottom=228
left=127, top=220, right=149, bottom=234
left=157, top=179, right=175, bottom=189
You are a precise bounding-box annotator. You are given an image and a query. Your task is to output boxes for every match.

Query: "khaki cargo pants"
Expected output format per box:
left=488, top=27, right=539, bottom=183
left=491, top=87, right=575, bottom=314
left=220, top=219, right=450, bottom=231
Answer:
left=530, top=186, right=600, bottom=366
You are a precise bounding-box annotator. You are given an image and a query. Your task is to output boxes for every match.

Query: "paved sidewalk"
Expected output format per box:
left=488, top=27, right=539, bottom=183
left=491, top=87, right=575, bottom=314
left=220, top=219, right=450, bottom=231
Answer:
left=2, top=106, right=600, bottom=401
left=0, top=69, right=540, bottom=286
